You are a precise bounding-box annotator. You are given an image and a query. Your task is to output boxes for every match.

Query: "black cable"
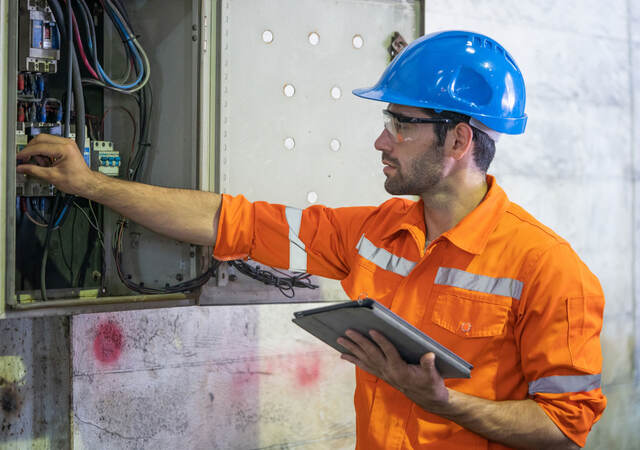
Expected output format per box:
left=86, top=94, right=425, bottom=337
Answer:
left=112, top=218, right=220, bottom=294
left=47, top=0, right=85, bottom=148
left=228, top=260, right=319, bottom=299
left=64, top=0, right=72, bottom=138
left=41, top=0, right=86, bottom=300
left=76, top=0, right=103, bottom=82
left=40, top=195, right=62, bottom=301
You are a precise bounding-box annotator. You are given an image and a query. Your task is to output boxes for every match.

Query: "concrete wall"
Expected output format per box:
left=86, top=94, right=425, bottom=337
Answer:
left=2, top=1, right=640, bottom=449
left=426, top=1, right=640, bottom=448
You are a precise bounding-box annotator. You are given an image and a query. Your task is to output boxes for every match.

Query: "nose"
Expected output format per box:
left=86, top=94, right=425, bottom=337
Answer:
left=374, top=128, right=394, bottom=153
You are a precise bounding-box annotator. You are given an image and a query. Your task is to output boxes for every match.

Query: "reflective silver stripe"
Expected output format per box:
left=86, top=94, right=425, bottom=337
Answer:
left=285, top=207, right=307, bottom=272
left=435, top=267, right=523, bottom=300
left=356, top=235, right=416, bottom=277
left=528, top=374, right=601, bottom=395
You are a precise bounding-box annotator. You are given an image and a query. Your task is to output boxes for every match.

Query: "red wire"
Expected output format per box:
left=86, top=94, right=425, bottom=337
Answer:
left=71, top=4, right=99, bottom=79
left=60, top=0, right=99, bottom=79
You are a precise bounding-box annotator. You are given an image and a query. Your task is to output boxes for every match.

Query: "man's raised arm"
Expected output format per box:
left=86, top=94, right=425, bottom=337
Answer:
left=16, top=133, right=221, bottom=246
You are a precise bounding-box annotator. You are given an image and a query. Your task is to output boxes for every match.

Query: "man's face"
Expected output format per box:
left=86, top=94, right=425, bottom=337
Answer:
left=375, top=104, right=446, bottom=196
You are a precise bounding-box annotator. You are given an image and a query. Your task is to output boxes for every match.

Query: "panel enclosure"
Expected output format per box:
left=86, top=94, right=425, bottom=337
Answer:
left=2, top=0, right=209, bottom=317
left=201, top=0, right=424, bottom=304
left=2, top=0, right=424, bottom=315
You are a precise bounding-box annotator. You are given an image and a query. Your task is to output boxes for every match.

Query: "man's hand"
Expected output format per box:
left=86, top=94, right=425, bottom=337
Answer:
left=16, top=133, right=222, bottom=246
left=337, top=329, right=579, bottom=449
left=17, top=133, right=96, bottom=196
left=337, top=329, right=449, bottom=409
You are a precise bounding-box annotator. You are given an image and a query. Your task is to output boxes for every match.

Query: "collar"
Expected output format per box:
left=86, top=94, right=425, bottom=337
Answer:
left=441, top=175, right=510, bottom=255
left=381, top=175, right=509, bottom=256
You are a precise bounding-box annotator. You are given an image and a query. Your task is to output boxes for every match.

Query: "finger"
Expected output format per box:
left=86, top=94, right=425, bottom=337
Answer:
left=420, top=352, right=440, bottom=376
left=16, top=164, right=54, bottom=180
left=17, top=143, right=66, bottom=160
left=369, top=330, right=403, bottom=363
left=340, top=353, right=376, bottom=375
left=345, top=329, right=385, bottom=360
left=337, top=337, right=370, bottom=362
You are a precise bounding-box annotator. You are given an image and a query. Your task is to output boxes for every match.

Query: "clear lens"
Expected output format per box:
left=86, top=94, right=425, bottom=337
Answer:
left=383, top=110, right=406, bottom=142
left=383, top=110, right=399, bottom=140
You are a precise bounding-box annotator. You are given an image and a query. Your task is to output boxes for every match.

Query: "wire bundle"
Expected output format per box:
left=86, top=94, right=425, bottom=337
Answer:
left=228, top=260, right=319, bottom=299
left=73, top=0, right=150, bottom=93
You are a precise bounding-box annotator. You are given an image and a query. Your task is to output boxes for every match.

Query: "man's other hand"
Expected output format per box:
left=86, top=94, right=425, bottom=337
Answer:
left=17, top=133, right=96, bottom=196
left=337, top=329, right=450, bottom=410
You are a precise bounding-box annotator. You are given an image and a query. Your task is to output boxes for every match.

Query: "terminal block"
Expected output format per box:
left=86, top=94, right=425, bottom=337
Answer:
left=93, top=141, right=121, bottom=177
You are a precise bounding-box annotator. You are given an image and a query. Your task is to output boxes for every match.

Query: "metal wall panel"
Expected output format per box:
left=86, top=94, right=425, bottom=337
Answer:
left=204, top=0, right=423, bottom=304
left=219, top=0, right=422, bottom=208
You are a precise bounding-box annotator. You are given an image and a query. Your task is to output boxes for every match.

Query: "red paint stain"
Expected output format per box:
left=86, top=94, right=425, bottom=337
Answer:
left=93, top=321, right=124, bottom=363
left=295, top=354, right=321, bottom=387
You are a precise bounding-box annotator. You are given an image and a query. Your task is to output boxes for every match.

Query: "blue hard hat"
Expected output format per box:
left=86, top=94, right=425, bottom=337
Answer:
left=353, top=30, right=527, bottom=135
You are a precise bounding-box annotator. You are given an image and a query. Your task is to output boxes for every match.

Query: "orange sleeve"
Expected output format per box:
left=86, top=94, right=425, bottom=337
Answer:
left=515, top=242, right=606, bottom=447
left=213, top=194, right=374, bottom=280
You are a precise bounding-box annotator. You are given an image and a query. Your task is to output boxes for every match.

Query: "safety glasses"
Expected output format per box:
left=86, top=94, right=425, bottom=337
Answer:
left=383, top=109, right=452, bottom=142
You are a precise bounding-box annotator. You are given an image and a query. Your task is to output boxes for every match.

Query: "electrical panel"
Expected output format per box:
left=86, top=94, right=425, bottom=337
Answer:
left=2, top=0, right=424, bottom=316
left=4, top=0, right=208, bottom=316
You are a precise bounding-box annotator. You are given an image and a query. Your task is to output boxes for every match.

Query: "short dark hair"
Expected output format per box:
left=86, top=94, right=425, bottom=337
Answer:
left=423, top=109, right=496, bottom=173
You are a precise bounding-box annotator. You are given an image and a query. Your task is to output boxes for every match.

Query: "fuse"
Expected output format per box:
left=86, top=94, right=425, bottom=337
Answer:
left=38, top=104, right=47, bottom=123
left=17, top=74, right=24, bottom=91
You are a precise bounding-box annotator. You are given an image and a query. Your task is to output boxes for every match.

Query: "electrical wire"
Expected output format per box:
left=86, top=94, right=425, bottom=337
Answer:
left=40, top=0, right=86, bottom=300
left=228, top=260, right=319, bottom=298
left=112, top=218, right=219, bottom=294
left=79, top=0, right=150, bottom=93
left=70, top=1, right=99, bottom=79
left=73, top=200, right=105, bottom=249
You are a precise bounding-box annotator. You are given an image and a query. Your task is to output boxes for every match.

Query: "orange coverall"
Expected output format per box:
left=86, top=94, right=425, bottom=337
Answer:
left=214, top=175, right=606, bottom=449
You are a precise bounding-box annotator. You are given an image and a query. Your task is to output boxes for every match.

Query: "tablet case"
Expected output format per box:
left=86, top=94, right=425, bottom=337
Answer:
left=292, top=298, right=472, bottom=379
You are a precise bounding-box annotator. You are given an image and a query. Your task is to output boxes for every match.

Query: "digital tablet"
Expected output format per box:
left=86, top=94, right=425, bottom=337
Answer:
left=292, top=298, right=472, bottom=379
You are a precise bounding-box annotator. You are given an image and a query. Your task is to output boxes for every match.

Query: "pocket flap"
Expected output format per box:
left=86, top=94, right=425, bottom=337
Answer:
left=432, top=294, right=510, bottom=338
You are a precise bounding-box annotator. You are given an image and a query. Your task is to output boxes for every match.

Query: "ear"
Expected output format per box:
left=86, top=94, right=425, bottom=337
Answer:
left=449, top=122, right=474, bottom=161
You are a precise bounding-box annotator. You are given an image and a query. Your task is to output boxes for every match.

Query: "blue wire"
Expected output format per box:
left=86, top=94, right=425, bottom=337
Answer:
left=95, top=6, right=144, bottom=89
left=54, top=203, right=69, bottom=228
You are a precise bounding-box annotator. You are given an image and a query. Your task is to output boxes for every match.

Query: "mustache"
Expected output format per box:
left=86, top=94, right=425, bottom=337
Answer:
left=382, top=154, right=400, bottom=167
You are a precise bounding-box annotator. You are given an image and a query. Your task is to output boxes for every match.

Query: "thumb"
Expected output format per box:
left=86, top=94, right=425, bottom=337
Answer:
left=420, top=352, right=437, bottom=372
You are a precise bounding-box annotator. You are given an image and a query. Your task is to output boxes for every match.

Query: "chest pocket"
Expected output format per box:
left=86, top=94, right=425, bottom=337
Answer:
left=432, top=293, right=511, bottom=338
left=431, top=267, right=521, bottom=338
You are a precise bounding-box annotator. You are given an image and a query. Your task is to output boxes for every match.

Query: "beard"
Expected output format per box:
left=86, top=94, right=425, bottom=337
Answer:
left=383, top=142, right=445, bottom=195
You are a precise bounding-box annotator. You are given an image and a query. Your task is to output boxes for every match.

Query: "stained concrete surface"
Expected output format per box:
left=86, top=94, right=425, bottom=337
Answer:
left=0, top=317, right=70, bottom=450
left=71, top=305, right=356, bottom=449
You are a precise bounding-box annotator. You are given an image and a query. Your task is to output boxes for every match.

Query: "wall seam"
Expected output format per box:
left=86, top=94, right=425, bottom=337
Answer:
left=626, top=0, right=638, bottom=385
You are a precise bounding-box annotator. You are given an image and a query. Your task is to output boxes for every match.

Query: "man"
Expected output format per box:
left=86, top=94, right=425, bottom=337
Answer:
left=18, top=31, right=605, bottom=449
